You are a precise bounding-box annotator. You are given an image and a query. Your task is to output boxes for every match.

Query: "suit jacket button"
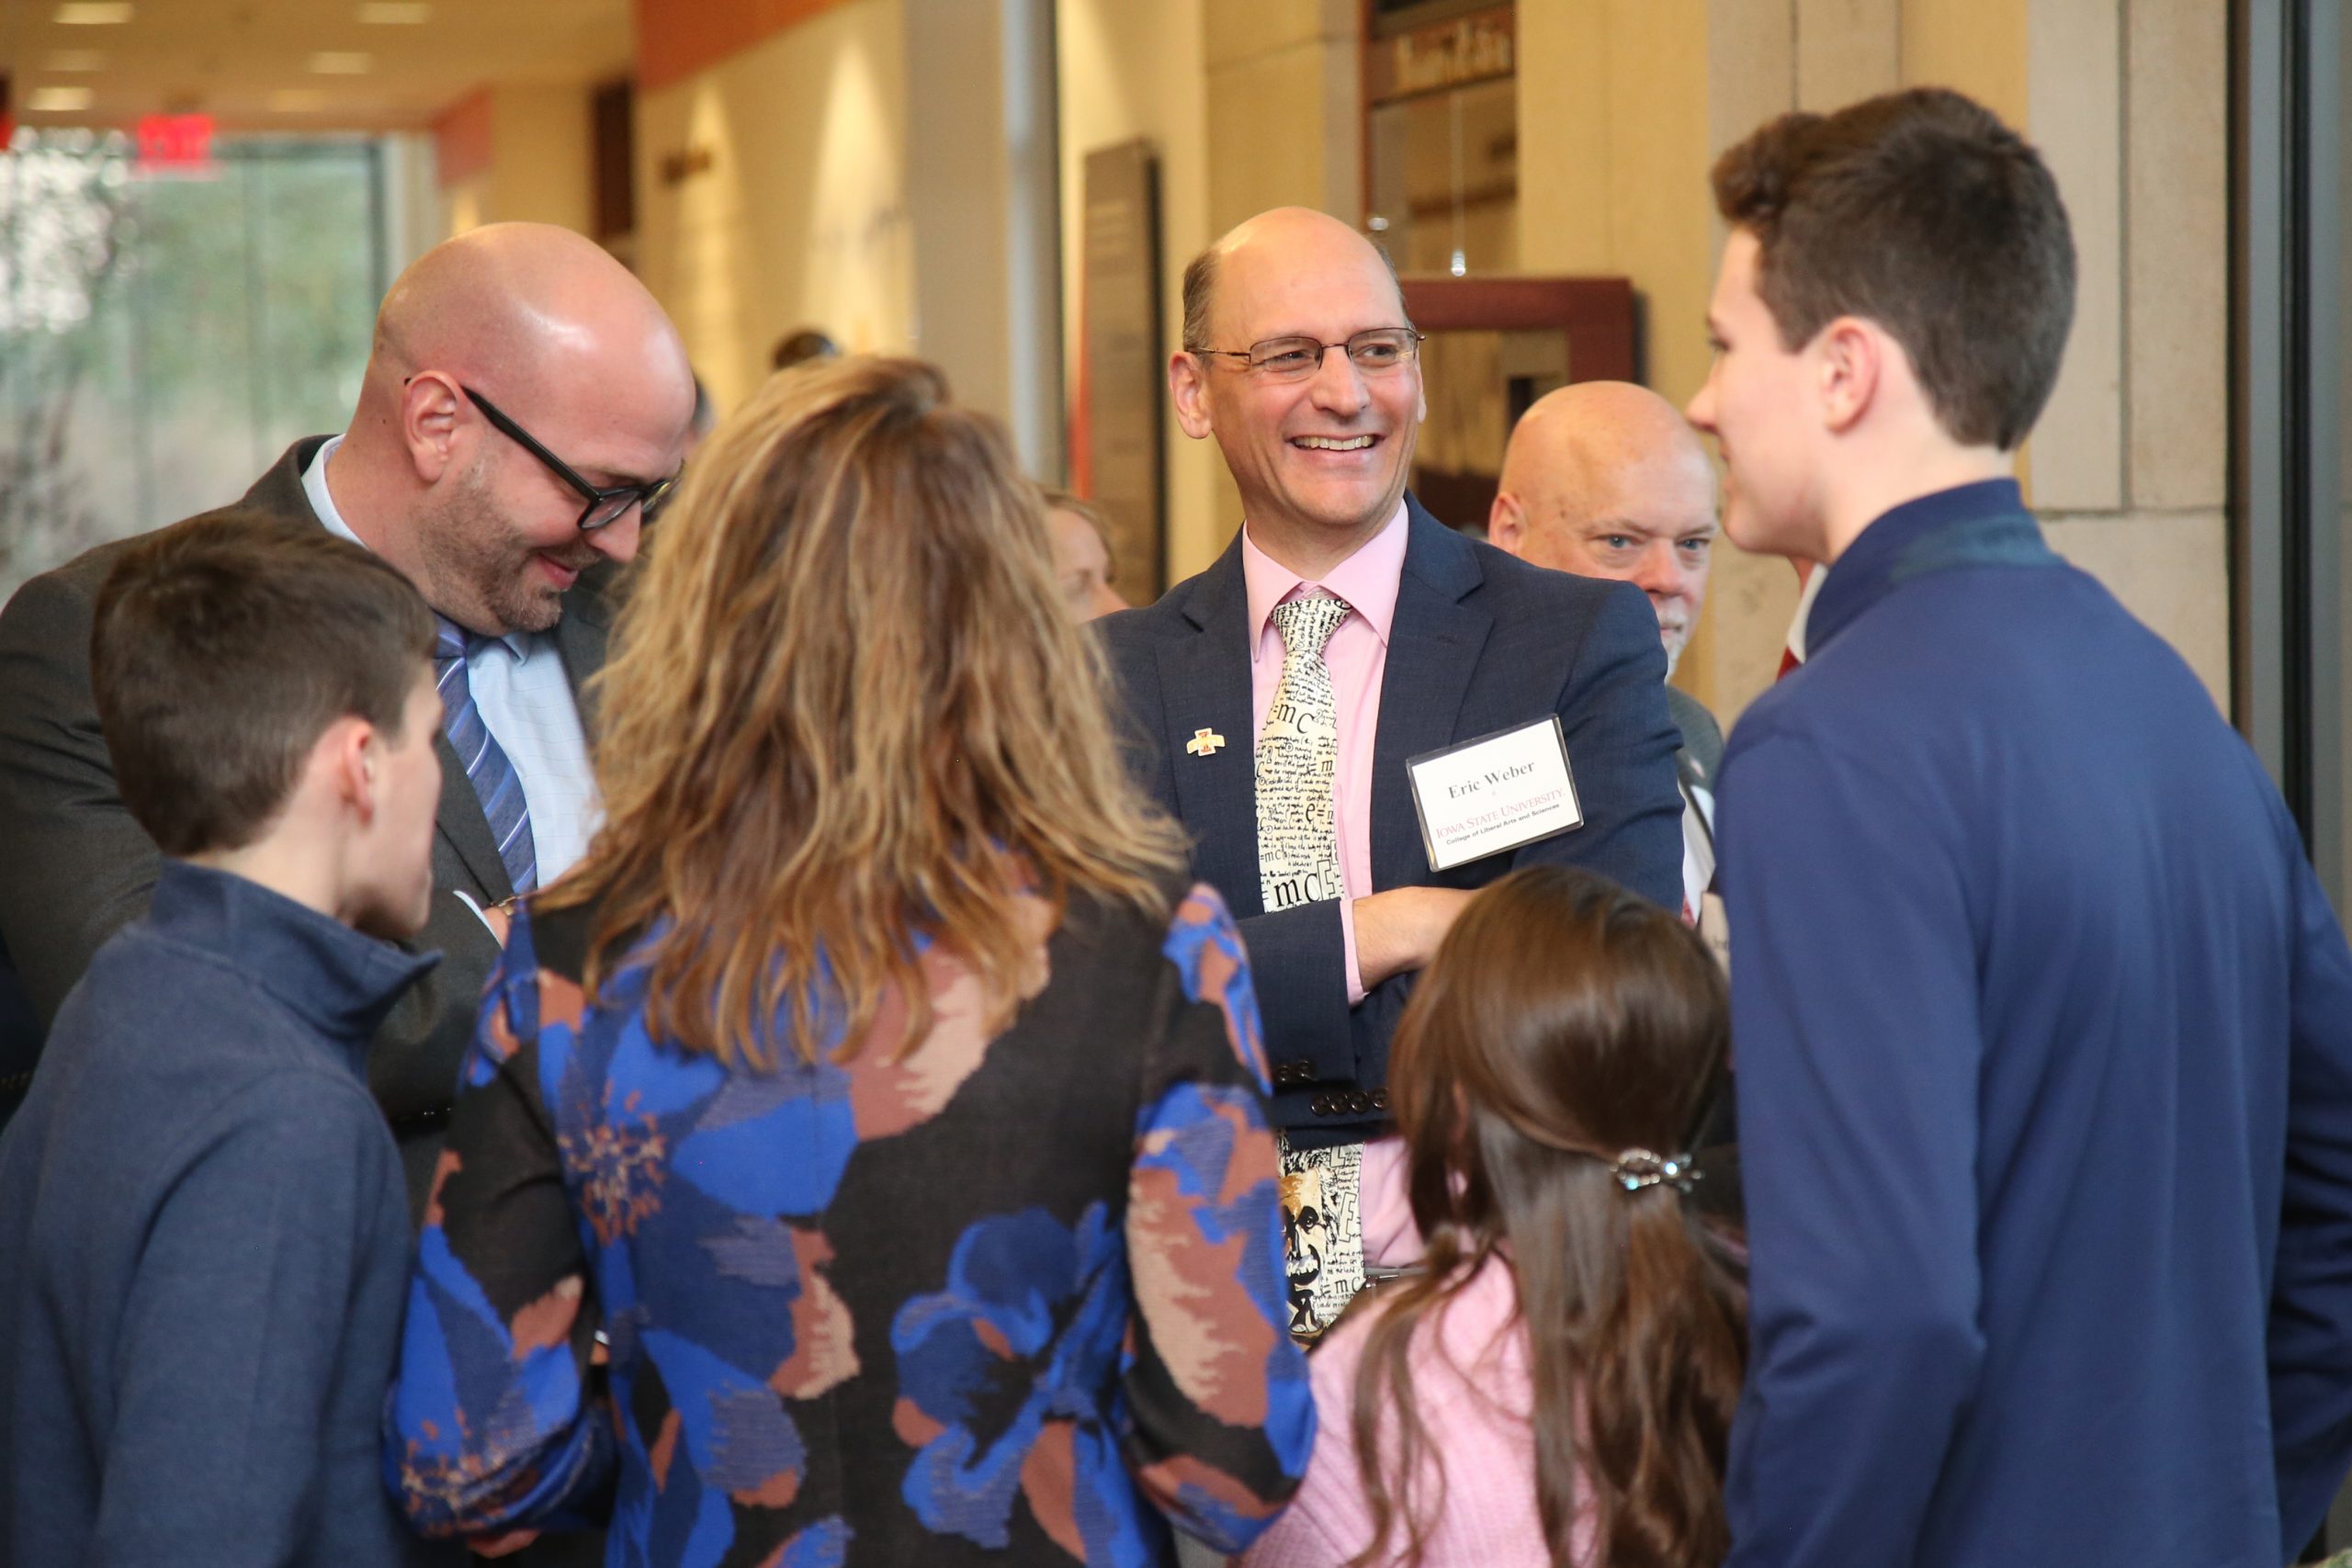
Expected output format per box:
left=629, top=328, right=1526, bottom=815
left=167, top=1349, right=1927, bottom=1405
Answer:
left=1308, top=1094, right=1331, bottom=1116
left=1348, top=1091, right=1373, bottom=1115
left=1372, top=1089, right=1390, bottom=1112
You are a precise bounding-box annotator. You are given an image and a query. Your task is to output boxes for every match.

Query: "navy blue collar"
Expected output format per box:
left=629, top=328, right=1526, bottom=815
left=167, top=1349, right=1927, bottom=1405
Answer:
left=146, top=861, right=438, bottom=1066
left=1808, top=479, right=2055, bottom=657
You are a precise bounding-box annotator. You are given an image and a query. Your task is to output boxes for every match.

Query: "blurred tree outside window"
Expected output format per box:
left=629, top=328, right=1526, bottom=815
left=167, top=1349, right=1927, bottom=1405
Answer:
left=1, top=130, right=385, bottom=599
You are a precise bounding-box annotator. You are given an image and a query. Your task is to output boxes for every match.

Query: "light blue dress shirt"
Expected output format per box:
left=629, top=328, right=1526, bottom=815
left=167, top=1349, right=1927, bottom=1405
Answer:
left=300, top=437, right=599, bottom=885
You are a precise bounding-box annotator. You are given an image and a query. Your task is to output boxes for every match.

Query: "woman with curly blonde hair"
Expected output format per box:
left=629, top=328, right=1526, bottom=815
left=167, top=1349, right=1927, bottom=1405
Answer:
left=387, top=357, right=1313, bottom=1567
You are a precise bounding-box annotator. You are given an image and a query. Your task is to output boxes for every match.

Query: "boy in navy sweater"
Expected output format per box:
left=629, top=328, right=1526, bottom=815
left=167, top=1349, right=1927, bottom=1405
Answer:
left=0, top=513, right=457, bottom=1565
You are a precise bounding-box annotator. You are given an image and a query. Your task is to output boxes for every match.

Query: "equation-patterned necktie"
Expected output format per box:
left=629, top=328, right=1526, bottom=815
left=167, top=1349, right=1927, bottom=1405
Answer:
left=1256, top=592, right=1351, bottom=914
left=433, top=616, right=537, bottom=897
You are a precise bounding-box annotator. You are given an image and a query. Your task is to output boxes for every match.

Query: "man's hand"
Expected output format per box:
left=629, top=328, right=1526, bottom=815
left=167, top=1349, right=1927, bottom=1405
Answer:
left=1351, top=886, right=1475, bottom=990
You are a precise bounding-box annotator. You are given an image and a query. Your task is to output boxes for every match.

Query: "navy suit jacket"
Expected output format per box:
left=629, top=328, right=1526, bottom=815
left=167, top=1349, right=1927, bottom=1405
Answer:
left=1718, top=481, right=2352, bottom=1566
left=1100, top=497, right=1683, bottom=1139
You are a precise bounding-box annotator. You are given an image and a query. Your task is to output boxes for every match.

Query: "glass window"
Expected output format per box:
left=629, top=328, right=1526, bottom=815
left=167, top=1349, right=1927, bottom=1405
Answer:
left=0, top=132, right=384, bottom=599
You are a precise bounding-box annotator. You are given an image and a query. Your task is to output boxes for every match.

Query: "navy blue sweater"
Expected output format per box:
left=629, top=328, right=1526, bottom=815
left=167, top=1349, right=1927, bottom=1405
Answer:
left=0, top=862, right=456, bottom=1566
left=1719, top=481, right=2352, bottom=1566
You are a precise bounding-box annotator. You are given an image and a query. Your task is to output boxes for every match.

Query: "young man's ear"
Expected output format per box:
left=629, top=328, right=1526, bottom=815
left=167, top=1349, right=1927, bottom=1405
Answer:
left=1815, top=317, right=1884, bottom=435
left=316, top=716, right=379, bottom=823
left=1168, top=351, right=1216, bottom=442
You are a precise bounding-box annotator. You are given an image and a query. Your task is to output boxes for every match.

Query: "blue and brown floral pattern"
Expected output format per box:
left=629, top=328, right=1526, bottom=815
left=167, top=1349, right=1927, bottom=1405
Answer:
left=387, top=884, right=1310, bottom=1564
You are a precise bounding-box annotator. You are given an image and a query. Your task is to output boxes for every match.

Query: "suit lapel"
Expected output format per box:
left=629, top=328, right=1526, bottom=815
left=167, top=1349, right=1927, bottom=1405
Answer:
left=1158, top=539, right=1263, bottom=917
left=1370, top=502, right=1491, bottom=891
left=553, top=570, right=614, bottom=739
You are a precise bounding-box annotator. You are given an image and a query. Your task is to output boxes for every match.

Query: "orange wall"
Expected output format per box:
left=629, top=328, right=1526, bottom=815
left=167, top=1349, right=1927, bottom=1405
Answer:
left=432, top=88, right=493, bottom=188
left=635, top=0, right=861, bottom=91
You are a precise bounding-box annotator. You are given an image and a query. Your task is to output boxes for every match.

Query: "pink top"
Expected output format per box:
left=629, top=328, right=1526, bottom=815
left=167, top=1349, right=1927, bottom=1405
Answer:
left=1239, top=505, right=1424, bottom=1264
left=1238, top=1258, right=1588, bottom=1567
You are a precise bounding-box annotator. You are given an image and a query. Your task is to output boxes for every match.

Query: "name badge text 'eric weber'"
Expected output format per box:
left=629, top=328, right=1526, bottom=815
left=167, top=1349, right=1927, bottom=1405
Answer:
left=1406, top=716, right=1583, bottom=872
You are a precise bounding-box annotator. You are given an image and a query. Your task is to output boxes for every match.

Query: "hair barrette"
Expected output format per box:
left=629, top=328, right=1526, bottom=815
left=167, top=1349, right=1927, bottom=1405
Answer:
left=1611, top=1147, right=1701, bottom=1195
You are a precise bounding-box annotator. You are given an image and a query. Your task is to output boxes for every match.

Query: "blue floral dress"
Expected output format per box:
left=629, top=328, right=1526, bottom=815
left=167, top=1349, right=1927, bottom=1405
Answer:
left=385, top=882, right=1312, bottom=1566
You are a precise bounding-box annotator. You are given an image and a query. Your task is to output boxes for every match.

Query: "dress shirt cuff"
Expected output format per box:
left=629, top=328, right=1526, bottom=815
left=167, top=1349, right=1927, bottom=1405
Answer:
left=1340, top=896, right=1366, bottom=1007
left=1359, top=1134, right=1423, bottom=1269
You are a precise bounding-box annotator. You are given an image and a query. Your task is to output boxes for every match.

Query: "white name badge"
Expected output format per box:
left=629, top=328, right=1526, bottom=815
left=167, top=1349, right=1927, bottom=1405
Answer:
left=1405, top=716, right=1583, bottom=872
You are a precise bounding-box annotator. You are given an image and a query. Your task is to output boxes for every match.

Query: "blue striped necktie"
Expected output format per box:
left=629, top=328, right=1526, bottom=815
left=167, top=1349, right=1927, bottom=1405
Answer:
left=433, top=616, right=537, bottom=897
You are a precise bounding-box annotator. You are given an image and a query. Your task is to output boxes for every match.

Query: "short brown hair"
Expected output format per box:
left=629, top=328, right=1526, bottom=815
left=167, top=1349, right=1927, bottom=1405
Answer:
left=91, top=511, right=437, bottom=857
left=1712, top=86, right=2075, bottom=450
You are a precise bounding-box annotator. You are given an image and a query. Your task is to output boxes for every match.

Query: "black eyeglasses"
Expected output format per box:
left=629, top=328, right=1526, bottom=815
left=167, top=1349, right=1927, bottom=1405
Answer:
left=1193, top=327, right=1424, bottom=381
left=462, top=387, right=677, bottom=531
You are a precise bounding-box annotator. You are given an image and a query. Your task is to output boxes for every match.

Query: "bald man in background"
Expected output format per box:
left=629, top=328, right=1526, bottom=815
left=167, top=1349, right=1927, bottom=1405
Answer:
left=0, top=223, right=694, bottom=1217
left=1491, top=381, right=1724, bottom=916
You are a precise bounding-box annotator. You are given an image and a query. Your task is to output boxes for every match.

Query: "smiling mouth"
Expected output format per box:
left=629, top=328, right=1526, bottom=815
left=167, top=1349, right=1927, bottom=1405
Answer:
left=1292, top=434, right=1377, bottom=452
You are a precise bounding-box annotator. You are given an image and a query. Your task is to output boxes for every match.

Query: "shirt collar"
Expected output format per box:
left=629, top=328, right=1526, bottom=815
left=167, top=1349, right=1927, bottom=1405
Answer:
left=301, top=435, right=530, bottom=662
left=1239, top=498, right=1409, bottom=664
left=1807, top=479, right=2045, bottom=657
left=146, top=860, right=438, bottom=1063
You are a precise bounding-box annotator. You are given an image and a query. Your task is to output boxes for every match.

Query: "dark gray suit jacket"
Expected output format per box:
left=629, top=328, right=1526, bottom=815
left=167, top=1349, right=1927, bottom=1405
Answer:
left=1099, top=497, right=1684, bottom=1143
left=0, top=437, right=616, bottom=1213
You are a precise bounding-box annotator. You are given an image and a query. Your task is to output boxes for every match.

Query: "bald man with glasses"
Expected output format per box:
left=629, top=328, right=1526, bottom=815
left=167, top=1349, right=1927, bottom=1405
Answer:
left=1100, top=208, right=1682, bottom=1340
left=0, top=223, right=694, bottom=1231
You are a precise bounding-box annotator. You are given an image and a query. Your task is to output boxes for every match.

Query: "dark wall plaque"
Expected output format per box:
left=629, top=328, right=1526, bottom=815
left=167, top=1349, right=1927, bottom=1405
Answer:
left=1078, top=140, right=1166, bottom=600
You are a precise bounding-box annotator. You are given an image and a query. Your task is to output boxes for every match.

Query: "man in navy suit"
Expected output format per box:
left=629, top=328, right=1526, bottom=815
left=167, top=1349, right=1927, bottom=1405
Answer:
left=1098, top=207, right=1681, bottom=1335
left=1694, top=89, right=2352, bottom=1564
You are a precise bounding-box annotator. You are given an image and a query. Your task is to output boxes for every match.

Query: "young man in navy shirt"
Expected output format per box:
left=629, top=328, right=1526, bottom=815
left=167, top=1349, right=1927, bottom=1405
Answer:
left=1693, top=88, right=2352, bottom=1566
left=0, top=513, right=456, bottom=1565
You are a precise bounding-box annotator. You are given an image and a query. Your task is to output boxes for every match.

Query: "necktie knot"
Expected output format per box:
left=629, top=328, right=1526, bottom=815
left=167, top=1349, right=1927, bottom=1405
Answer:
left=432, top=615, right=485, bottom=666
left=1272, top=592, right=1351, bottom=660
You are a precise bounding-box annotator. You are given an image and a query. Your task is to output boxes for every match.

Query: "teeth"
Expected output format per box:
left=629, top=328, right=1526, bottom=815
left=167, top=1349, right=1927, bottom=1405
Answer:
left=1295, top=435, right=1374, bottom=451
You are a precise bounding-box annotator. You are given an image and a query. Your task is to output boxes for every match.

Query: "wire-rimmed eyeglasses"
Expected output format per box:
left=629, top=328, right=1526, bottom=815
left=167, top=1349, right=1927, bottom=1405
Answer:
left=1191, top=327, right=1425, bottom=382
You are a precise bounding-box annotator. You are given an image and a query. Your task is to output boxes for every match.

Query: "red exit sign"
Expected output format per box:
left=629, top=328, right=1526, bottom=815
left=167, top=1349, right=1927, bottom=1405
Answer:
left=136, top=113, right=213, bottom=169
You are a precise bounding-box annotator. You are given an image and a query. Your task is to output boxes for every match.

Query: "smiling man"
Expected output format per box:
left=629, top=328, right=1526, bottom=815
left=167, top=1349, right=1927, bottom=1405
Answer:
left=1490, top=381, right=1723, bottom=915
left=1098, top=207, right=1682, bottom=1338
left=0, top=222, right=695, bottom=1245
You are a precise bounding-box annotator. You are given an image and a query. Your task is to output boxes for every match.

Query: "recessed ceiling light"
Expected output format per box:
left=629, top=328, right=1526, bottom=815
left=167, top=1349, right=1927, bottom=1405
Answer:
left=269, top=88, right=330, bottom=112
left=27, top=86, right=96, bottom=111
left=45, top=50, right=106, bottom=71
left=357, top=1, right=430, bottom=21
left=53, top=3, right=133, bottom=23
left=308, top=51, right=374, bottom=74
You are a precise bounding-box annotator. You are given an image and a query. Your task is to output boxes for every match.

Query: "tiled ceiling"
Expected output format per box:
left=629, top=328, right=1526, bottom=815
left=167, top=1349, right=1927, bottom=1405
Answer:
left=0, top=0, right=633, bottom=131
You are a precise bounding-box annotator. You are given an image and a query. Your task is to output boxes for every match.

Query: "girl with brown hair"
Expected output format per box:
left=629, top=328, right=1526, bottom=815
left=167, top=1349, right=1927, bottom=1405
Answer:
left=386, top=357, right=1313, bottom=1566
left=1242, top=864, right=1745, bottom=1568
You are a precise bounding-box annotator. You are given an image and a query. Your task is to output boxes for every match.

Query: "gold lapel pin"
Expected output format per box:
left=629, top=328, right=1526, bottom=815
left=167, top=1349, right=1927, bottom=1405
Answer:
left=1185, top=728, right=1227, bottom=757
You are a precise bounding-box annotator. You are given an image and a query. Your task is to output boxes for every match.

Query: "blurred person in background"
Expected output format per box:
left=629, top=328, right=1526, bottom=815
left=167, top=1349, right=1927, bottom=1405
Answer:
left=1241, top=865, right=1745, bottom=1568
left=772, top=326, right=842, bottom=374
left=385, top=356, right=1313, bottom=1567
left=1489, top=381, right=1724, bottom=919
left=1042, top=488, right=1130, bottom=621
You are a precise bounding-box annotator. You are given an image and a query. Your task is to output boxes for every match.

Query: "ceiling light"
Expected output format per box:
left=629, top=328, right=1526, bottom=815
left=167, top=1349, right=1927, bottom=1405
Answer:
left=27, top=86, right=96, bottom=112
left=308, top=51, right=374, bottom=74
left=357, top=1, right=431, bottom=21
left=53, top=3, right=133, bottom=22
left=45, top=50, right=106, bottom=70
left=268, top=88, right=330, bottom=112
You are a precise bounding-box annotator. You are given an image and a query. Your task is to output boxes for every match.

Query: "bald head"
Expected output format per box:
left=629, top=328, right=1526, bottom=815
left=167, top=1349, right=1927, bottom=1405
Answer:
left=331, top=223, right=695, bottom=637
left=1182, top=207, right=1406, bottom=354
left=1491, top=382, right=1719, bottom=672
left=370, top=222, right=693, bottom=431
left=1170, top=208, right=1424, bottom=575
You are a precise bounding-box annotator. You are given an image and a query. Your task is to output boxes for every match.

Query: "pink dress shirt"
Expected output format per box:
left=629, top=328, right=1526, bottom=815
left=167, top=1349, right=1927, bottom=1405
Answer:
left=1239, top=502, right=1419, bottom=1266
left=1238, top=1258, right=1589, bottom=1568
